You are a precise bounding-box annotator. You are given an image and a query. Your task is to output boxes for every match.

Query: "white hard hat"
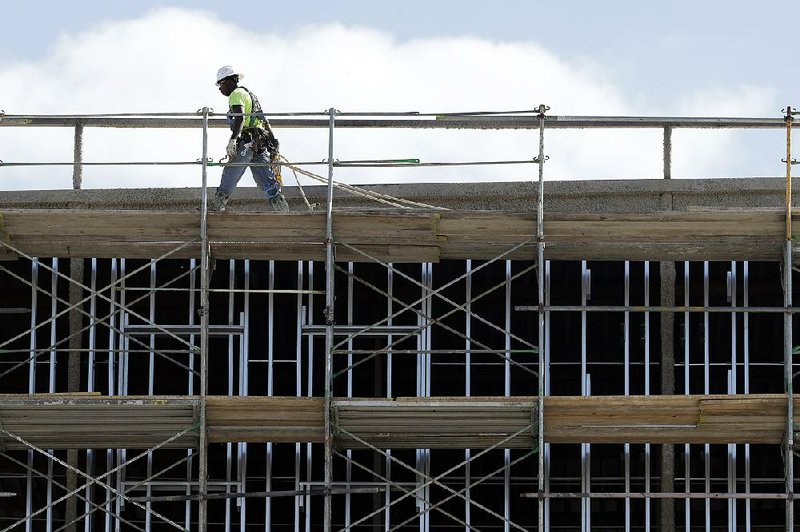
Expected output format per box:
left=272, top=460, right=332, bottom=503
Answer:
left=215, top=65, right=243, bottom=85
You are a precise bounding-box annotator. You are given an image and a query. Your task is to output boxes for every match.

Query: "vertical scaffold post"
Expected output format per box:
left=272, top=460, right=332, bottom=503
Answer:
left=324, top=106, right=337, bottom=532
left=784, top=105, right=795, bottom=531
left=536, top=103, right=547, bottom=532
left=199, top=106, right=211, bottom=532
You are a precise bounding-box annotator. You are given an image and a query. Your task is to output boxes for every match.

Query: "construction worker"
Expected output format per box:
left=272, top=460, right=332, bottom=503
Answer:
left=211, top=65, right=289, bottom=212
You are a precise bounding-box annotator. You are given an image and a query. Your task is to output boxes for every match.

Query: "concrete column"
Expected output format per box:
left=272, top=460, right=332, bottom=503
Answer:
left=65, top=125, right=83, bottom=531
left=659, top=190, right=675, bottom=531
left=659, top=260, right=675, bottom=531
left=65, top=257, right=83, bottom=532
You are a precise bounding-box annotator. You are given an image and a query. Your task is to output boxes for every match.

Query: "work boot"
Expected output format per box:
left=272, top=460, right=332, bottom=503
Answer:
left=269, top=193, right=289, bottom=212
left=210, top=190, right=230, bottom=212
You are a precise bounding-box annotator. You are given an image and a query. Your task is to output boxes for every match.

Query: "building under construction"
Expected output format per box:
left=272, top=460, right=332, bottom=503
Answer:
left=0, top=109, right=799, bottom=531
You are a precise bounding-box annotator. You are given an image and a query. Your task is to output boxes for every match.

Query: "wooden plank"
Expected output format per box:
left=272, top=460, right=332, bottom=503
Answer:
left=2, top=394, right=795, bottom=449
left=545, top=394, right=799, bottom=444
left=0, top=208, right=797, bottom=262
left=0, top=395, right=198, bottom=450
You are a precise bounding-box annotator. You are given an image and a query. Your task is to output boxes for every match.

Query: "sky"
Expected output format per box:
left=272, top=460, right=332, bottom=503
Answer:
left=1, top=1, right=799, bottom=190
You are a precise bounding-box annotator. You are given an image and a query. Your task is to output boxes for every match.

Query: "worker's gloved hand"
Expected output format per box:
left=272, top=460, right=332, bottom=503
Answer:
left=266, top=136, right=279, bottom=154
left=226, top=138, right=238, bottom=159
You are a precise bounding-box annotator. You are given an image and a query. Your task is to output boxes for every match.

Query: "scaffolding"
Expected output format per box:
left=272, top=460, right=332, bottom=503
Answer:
left=0, top=107, right=799, bottom=530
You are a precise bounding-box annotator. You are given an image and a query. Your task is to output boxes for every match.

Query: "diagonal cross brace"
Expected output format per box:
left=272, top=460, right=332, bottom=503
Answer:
left=336, top=422, right=533, bottom=531
left=338, top=240, right=539, bottom=352
left=331, top=235, right=537, bottom=351
left=2, top=451, right=146, bottom=532
left=333, top=261, right=538, bottom=379
left=390, top=448, right=536, bottom=531
left=0, top=422, right=198, bottom=532
left=0, top=237, right=201, bottom=355
left=0, top=263, right=200, bottom=381
left=334, top=450, right=473, bottom=531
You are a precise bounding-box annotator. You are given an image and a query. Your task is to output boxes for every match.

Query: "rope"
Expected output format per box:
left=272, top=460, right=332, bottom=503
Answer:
left=282, top=155, right=316, bottom=211
left=280, top=156, right=449, bottom=211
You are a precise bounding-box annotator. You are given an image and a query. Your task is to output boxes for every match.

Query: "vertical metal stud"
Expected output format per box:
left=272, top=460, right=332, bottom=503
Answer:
left=46, top=258, right=58, bottom=532
left=85, top=258, right=97, bottom=532
left=465, top=259, right=472, bottom=532
left=704, top=261, right=710, bottom=531
left=505, top=259, right=512, bottom=532
left=225, top=260, right=235, bottom=532
left=345, top=262, right=354, bottom=529
left=728, top=262, right=737, bottom=530
left=25, top=259, right=38, bottom=532
left=684, top=261, right=691, bottom=530
left=304, top=261, right=313, bottom=532
left=106, top=259, right=117, bottom=532
left=744, top=261, right=751, bottom=532
left=544, top=260, right=551, bottom=531
left=241, top=261, right=251, bottom=530
left=146, top=260, right=156, bottom=532
left=644, top=261, right=651, bottom=531
left=624, top=261, right=631, bottom=532
left=581, top=260, right=590, bottom=530
left=386, top=262, right=394, bottom=531
left=187, top=258, right=197, bottom=531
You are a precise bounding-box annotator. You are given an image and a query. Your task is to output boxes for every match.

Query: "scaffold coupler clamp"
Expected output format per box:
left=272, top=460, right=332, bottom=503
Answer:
left=325, top=233, right=337, bottom=261
left=330, top=403, right=342, bottom=446
left=536, top=104, right=550, bottom=117
left=530, top=406, right=540, bottom=454
left=323, top=306, right=334, bottom=326
left=197, top=305, right=208, bottom=318
left=793, top=422, right=800, bottom=452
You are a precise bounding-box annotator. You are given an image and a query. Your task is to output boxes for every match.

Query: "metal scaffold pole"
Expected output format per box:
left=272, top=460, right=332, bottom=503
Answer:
left=784, top=105, right=796, bottom=531
left=324, top=106, right=337, bottom=532
left=199, top=106, right=211, bottom=532
left=536, top=103, right=547, bottom=532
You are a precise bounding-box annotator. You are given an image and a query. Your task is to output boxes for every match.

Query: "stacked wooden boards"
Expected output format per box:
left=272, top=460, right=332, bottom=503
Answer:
left=206, top=396, right=323, bottom=443
left=0, top=208, right=796, bottom=263
left=333, top=398, right=536, bottom=449
left=0, top=395, right=199, bottom=450
left=438, top=210, right=794, bottom=261
left=544, top=394, right=799, bottom=444
left=0, top=394, right=795, bottom=449
left=0, top=210, right=441, bottom=263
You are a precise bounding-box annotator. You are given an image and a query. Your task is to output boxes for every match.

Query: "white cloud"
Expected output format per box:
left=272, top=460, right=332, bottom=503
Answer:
left=0, top=8, right=782, bottom=191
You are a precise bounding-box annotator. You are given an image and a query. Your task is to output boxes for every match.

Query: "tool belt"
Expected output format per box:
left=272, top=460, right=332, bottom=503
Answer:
left=240, top=128, right=278, bottom=155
